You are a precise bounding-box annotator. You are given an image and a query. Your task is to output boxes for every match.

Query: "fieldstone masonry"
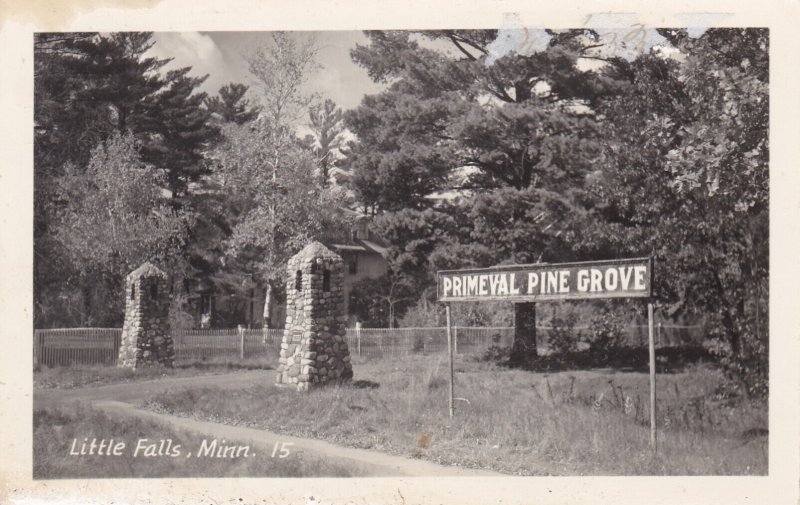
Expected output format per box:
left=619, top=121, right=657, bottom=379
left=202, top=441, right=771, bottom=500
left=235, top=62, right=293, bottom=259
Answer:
left=118, top=262, right=175, bottom=368
left=276, top=242, right=353, bottom=391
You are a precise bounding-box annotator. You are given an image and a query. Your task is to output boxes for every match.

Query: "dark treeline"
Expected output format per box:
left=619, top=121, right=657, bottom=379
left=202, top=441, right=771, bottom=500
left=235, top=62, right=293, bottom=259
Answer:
left=34, top=29, right=768, bottom=396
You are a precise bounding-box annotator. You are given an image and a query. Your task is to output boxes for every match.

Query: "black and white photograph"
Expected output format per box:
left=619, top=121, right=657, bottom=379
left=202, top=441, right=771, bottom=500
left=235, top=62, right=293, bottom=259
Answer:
left=2, top=2, right=799, bottom=504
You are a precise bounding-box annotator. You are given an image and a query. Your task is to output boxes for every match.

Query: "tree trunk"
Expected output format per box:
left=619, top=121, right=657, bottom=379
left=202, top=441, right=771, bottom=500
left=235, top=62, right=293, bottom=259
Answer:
left=510, top=302, right=537, bottom=365
left=81, top=279, right=92, bottom=326
left=263, top=283, right=273, bottom=329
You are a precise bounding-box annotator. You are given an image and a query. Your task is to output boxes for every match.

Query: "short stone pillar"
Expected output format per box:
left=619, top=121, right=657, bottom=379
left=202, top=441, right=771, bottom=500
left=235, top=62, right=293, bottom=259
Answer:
left=276, top=242, right=353, bottom=391
left=118, top=262, right=174, bottom=368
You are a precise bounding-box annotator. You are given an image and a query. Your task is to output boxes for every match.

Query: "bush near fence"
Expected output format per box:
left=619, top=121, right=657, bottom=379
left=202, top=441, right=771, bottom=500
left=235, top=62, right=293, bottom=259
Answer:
left=33, top=324, right=706, bottom=368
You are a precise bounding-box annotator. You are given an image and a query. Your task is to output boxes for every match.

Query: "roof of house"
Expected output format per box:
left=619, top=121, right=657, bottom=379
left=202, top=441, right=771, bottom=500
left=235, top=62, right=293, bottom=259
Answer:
left=324, top=233, right=389, bottom=257
left=318, top=209, right=390, bottom=257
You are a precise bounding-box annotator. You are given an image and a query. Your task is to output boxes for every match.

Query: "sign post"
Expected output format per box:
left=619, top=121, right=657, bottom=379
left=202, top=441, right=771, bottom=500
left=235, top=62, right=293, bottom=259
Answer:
left=446, top=304, right=455, bottom=419
left=648, top=302, right=657, bottom=451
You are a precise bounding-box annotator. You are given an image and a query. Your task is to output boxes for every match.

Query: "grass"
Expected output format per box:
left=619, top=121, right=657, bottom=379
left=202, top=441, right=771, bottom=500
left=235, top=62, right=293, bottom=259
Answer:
left=33, top=403, right=359, bottom=478
left=142, top=353, right=767, bottom=476
left=33, top=355, right=278, bottom=389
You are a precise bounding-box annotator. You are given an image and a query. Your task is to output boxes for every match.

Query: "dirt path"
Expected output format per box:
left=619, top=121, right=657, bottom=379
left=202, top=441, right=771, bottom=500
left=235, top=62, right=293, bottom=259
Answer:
left=34, top=372, right=501, bottom=477
left=95, top=400, right=498, bottom=476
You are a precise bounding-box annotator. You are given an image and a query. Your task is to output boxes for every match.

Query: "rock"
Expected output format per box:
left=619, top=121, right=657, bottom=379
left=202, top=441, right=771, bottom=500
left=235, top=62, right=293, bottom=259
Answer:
left=275, top=243, right=351, bottom=390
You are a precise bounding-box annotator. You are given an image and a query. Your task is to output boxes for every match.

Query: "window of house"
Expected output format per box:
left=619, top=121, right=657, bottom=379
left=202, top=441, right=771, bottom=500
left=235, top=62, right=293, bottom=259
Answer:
left=349, top=258, right=358, bottom=275
left=130, top=284, right=135, bottom=300
left=150, top=282, right=158, bottom=300
left=323, top=270, right=331, bottom=292
left=295, top=270, right=303, bottom=291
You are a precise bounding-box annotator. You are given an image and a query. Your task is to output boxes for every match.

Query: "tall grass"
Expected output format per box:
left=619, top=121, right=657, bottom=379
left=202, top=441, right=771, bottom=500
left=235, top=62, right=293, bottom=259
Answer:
left=34, top=355, right=278, bottom=389
left=144, top=355, right=767, bottom=475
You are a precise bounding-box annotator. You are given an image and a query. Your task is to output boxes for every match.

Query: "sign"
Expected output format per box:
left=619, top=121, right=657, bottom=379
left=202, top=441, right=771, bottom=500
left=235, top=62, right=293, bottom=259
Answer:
left=437, top=258, right=652, bottom=302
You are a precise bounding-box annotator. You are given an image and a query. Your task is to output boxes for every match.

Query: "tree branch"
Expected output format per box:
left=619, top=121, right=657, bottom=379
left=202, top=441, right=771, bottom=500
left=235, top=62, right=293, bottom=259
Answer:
left=447, top=35, right=480, bottom=61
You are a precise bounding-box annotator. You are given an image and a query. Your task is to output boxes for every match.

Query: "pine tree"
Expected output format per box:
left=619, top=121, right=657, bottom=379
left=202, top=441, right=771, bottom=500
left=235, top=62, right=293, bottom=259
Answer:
left=205, top=82, right=261, bottom=124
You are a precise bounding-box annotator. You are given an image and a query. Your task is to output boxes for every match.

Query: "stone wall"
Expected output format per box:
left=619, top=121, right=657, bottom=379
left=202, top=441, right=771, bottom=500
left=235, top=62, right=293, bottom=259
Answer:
left=276, top=242, right=353, bottom=391
left=118, top=262, right=175, bottom=368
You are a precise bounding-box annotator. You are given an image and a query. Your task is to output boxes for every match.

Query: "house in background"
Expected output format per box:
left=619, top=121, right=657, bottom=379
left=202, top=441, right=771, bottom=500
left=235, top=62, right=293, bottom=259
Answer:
left=189, top=211, right=389, bottom=329
left=322, top=211, right=389, bottom=321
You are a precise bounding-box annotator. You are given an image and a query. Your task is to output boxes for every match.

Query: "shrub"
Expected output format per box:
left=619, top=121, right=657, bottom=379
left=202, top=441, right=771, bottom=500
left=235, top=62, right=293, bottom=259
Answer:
left=547, top=306, right=579, bottom=354
left=399, top=297, right=443, bottom=328
left=480, top=335, right=511, bottom=362
left=588, top=311, right=626, bottom=352
left=708, top=331, right=768, bottom=399
left=169, top=290, right=196, bottom=332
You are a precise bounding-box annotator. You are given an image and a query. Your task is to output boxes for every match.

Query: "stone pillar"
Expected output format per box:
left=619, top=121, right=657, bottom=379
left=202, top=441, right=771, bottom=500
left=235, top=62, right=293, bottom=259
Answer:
left=118, top=262, right=174, bottom=369
left=510, top=302, right=537, bottom=365
left=276, top=242, right=353, bottom=391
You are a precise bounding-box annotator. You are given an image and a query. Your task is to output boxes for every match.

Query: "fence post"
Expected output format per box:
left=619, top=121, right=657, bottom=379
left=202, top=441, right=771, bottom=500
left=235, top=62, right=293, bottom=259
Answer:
left=238, top=324, right=245, bottom=360
left=113, top=330, right=121, bottom=365
left=34, top=331, right=41, bottom=367
left=356, top=321, right=362, bottom=357
left=657, top=321, right=662, bottom=347
left=454, top=326, right=458, bottom=355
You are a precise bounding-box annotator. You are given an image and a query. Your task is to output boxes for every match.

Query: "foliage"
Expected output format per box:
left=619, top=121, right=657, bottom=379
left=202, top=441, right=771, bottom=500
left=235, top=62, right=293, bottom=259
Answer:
left=547, top=305, right=579, bottom=354
left=35, top=32, right=218, bottom=202
left=349, top=274, right=416, bottom=327
left=307, top=98, right=346, bottom=187
left=34, top=32, right=216, bottom=326
left=480, top=342, right=512, bottom=363
left=53, top=132, right=187, bottom=325
left=168, top=290, right=197, bottom=333
left=205, top=82, right=261, bottom=125
left=587, top=29, right=769, bottom=396
left=398, top=297, right=443, bottom=328
left=208, top=33, right=353, bottom=287
left=211, top=120, right=349, bottom=283
left=450, top=301, right=513, bottom=327
left=344, top=30, right=625, bottom=211
left=344, top=28, right=769, bottom=394
left=342, top=29, right=627, bottom=316
left=587, top=310, right=627, bottom=353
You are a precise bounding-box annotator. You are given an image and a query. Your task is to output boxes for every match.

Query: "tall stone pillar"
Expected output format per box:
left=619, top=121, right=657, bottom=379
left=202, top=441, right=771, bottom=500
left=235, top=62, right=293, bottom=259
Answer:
left=510, top=302, right=537, bottom=365
left=118, top=262, right=174, bottom=368
left=276, top=242, right=353, bottom=391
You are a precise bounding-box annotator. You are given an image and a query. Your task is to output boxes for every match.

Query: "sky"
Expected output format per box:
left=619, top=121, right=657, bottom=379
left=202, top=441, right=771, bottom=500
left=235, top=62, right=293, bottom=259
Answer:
left=149, top=31, right=385, bottom=111
left=146, top=28, right=685, bottom=114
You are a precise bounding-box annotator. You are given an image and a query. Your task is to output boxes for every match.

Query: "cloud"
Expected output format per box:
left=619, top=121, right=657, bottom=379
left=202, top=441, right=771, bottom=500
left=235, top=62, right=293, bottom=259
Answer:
left=146, top=31, right=384, bottom=109
left=148, top=32, right=242, bottom=95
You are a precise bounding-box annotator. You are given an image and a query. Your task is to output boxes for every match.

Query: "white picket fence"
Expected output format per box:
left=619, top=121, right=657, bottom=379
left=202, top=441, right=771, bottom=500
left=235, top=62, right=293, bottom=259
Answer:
left=33, top=323, right=705, bottom=367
